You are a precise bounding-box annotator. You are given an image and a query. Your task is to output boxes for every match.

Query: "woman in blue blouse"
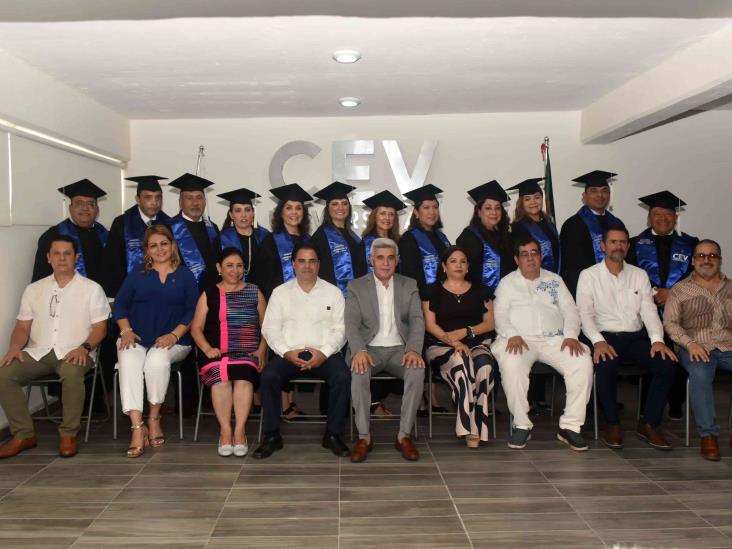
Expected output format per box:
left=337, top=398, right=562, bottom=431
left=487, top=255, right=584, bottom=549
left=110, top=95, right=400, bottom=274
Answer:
left=113, top=225, right=198, bottom=458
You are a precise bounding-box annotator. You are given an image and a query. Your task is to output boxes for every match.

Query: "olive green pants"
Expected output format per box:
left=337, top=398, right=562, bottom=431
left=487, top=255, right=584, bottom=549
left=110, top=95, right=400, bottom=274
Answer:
left=0, top=351, right=91, bottom=439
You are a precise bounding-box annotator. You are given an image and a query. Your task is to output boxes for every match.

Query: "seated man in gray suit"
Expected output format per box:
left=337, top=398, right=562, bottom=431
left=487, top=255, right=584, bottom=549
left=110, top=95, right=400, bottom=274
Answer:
left=346, top=237, right=426, bottom=462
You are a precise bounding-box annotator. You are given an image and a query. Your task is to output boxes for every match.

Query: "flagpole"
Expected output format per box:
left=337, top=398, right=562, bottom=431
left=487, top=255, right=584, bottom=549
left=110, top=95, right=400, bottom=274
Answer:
left=541, top=136, right=555, bottom=222
left=195, top=145, right=210, bottom=221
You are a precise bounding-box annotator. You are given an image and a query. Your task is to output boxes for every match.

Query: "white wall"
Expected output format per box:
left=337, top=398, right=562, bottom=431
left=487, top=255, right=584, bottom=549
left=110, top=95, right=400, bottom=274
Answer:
left=129, top=110, right=732, bottom=255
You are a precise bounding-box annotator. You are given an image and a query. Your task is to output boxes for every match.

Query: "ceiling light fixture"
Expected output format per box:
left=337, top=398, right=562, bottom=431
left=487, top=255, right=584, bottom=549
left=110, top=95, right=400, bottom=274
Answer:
left=338, top=97, right=361, bottom=108
left=332, top=50, right=361, bottom=64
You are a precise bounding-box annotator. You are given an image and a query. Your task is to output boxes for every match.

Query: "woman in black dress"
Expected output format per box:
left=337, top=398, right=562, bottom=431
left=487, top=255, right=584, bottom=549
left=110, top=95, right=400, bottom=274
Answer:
left=423, top=246, right=497, bottom=447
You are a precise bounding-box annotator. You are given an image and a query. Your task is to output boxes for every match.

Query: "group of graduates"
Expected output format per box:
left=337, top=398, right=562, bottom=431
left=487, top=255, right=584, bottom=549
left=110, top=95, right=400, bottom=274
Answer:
left=1, top=166, right=728, bottom=462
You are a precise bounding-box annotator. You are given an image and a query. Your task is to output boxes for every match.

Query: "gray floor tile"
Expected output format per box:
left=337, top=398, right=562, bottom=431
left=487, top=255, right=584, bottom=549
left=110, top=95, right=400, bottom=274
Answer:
left=212, top=517, right=338, bottom=537
left=442, top=470, right=547, bottom=485
left=580, top=509, right=710, bottom=530
left=83, top=517, right=216, bottom=538
left=340, top=515, right=465, bottom=536
left=74, top=536, right=207, bottom=547
left=21, top=473, right=132, bottom=489
left=234, top=473, right=339, bottom=487
left=0, top=539, right=74, bottom=549
left=99, top=500, right=223, bottom=519
left=4, top=487, right=121, bottom=503
left=220, top=501, right=339, bottom=519
left=598, top=526, right=732, bottom=548
left=657, top=479, right=732, bottom=494
left=126, top=471, right=237, bottom=489
left=340, top=499, right=457, bottom=518
left=698, top=509, right=732, bottom=527
left=0, top=501, right=105, bottom=519
left=565, top=494, right=688, bottom=512
left=340, top=485, right=450, bottom=501
left=554, top=481, right=666, bottom=497
left=0, top=518, right=92, bottom=538
left=449, top=483, right=561, bottom=499
left=113, top=487, right=230, bottom=503
left=339, top=533, right=471, bottom=548
left=206, top=536, right=338, bottom=548
left=678, top=493, right=732, bottom=511
left=541, top=468, right=647, bottom=482
left=239, top=463, right=339, bottom=475
left=469, top=529, right=604, bottom=548
left=642, top=468, right=732, bottom=482
left=340, top=473, right=443, bottom=487
left=462, top=511, right=588, bottom=534
left=454, top=497, right=573, bottom=515
left=227, top=486, right=339, bottom=503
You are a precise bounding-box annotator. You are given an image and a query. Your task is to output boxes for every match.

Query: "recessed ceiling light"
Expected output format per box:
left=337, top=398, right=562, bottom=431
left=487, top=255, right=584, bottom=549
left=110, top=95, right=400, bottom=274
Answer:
left=338, top=97, right=361, bottom=108
left=332, top=50, right=361, bottom=64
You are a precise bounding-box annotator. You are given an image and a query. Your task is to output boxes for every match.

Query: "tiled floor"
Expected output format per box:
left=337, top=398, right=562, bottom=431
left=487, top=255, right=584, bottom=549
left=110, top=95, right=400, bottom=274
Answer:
left=1, top=382, right=731, bottom=548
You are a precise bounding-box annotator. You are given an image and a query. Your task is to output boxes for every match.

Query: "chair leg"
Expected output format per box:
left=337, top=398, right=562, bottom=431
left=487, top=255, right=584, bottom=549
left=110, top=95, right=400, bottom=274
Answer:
left=428, top=375, right=433, bottom=439
left=490, top=387, right=496, bottom=439
left=113, top=371, right=118, bottom=440
left=194, top=378, right=204, bottom=442
left=177, top=370, right=184, bottom=440
left=728, top=393, right=732, bottom=429
left=97, top=367, right=111, bottom=420
left=349, top=401, right=354, bottom=442
left=637, top=376, right=643, bottom=423
left=550, top=375, right=556, bottom=417
left=40, top=386, right=51, bottom=419
left=84, top=367, right=99, bottom=443
left=593, top=372, right=599, bottom=441
left=685, top=378, right=690, bottom=447
left=257, top=409, right=263, bottom=442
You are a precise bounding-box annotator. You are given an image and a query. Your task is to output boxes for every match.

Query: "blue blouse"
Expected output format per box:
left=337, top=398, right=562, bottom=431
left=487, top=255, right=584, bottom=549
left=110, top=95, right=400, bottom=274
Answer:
left=112, top=266, right=198, bottom=348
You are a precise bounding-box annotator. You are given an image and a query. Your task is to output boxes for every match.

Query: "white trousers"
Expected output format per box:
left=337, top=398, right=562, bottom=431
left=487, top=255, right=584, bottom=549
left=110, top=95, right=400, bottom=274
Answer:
left=117, top=342, right=191, bottom=413
left=491, top=337, right=593, bottom=432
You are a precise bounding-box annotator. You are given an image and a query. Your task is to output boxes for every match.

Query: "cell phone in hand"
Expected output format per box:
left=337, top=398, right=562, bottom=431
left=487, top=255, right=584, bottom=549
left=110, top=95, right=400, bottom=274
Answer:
left=298, top=350, right=313, bottom=361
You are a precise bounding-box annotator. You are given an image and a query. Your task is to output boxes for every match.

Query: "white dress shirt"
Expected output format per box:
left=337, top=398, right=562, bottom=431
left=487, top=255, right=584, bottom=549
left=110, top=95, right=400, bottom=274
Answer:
left=17, top=273, right=111, bottom=361
left=369, top=275, right=404, bottom=347
left=138, top=207, right=155, bottom=225
left=262, top=277, right=346, bottom=358
left=494, top=269, right=581, bottom=341
left=576, top=260, right=664, bottom=345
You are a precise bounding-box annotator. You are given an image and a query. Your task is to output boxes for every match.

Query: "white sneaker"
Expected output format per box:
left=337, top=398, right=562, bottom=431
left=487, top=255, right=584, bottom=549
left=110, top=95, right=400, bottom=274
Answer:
left=233, top=441, right=248, bottom=457
left=218, top=442, right=234, bottom=457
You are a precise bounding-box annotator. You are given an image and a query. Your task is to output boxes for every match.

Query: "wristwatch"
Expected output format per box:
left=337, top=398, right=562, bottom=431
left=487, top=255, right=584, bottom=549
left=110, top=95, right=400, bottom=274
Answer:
left=80, top=342, right=92, bottom=352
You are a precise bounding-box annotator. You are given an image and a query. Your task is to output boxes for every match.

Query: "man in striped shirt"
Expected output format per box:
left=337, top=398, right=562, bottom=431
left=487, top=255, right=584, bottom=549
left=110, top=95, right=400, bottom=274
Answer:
left=664, top=239, right=732, bottom=461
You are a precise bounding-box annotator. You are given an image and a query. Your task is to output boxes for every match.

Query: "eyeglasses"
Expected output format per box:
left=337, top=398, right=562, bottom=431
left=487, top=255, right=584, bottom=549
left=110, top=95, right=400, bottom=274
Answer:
left=693, top=253, right=722, bottom=260
left=49, top=294, right=59, bottom=318
left=518, top=250, right=541, bottom=258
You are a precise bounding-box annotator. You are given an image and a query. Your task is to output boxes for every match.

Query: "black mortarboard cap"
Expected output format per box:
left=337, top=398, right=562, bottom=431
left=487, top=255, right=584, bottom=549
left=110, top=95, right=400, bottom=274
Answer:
left=638, top=190, right=686, bottom=211
left=124, top=175, right=167, bottom=193
left=572, top=170, right=617, bottom=189
left=403, top=184, right=443, bottom=204
left=467, top=180, right=509, bottom=204
left=57, top=179, right=106, bottom=199
left=217, top=188, right=260, bottom=206
left=269, top=183, right=313, bottom=203
left=168, top=173, right=214, bottom=193
left=313, top=181, right=356, bottom=201
left=507, top=178, right=544, bottom=197
left=362, top=190, right=406, bottom=211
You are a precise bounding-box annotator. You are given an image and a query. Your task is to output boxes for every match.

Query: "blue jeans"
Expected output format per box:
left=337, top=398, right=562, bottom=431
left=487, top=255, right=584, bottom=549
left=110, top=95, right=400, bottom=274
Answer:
left=679, top=349, right=732, bottom=437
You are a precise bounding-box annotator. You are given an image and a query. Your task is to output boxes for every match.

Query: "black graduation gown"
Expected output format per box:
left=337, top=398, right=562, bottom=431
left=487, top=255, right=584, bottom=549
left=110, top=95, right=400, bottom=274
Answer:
left=627, top=233, right=698, bottom=287
left=213, top=231, right=262, bottom=287
left=311, top=225, right=365, bottom=290
left=398, top=229, right=449, bottom=300
left=456, top=225, right=515, bottom=287
left=511, top=218, right=560, bottom=271
left=32, top=223, right=105, bottom=284
left=101, top=214, right=130, bottom=297
left=257, top=232, right=307, bottom=300
left=183, top=219, right=219, bottom=290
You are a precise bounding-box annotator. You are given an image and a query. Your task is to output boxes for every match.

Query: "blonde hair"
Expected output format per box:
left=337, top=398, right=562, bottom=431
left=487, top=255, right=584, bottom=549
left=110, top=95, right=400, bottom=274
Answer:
left=142, top=224, right=181, bottom=271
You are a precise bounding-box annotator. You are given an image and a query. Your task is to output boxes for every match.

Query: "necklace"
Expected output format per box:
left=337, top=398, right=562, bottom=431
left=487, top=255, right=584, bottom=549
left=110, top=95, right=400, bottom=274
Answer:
left=238, top=231, right=252, bottom=277
left=444, top=282, right=468, bottom=303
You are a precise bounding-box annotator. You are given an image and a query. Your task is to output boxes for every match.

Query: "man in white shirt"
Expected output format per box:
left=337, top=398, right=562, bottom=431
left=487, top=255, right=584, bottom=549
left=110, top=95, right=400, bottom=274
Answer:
left=0, top=236, right=110, bottom=459
left=492, top=236, right=593, bottom=451
left=576, top=226, right=678, bottom=450
left=255, top=242, right=351, bottom=459
left=346, top=238, right=426, bottom=462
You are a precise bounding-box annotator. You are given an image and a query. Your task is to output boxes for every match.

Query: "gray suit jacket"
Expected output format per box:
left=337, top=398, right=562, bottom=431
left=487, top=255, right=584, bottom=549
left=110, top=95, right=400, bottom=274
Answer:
left=344, top=273, right=425, bottom=362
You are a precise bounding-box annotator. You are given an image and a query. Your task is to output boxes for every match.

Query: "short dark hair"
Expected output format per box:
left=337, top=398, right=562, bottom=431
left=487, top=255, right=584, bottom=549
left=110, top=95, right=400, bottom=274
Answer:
left=513, top=234, right=540, bottom=257
left=437, top=245, right=468, bottom=283
left=218, top=246, right=245, bottom=265
left=292, top=242, right=319, bottom=262
left=602, top=224, right=629, bottom=243
left=694, top=238, right=722, bottom=255
left=48, top=234, right=77, bottom=254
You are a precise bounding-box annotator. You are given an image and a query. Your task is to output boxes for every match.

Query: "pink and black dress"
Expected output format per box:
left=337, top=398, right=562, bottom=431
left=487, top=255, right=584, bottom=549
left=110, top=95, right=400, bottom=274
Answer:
left=198, top=284, right=261, bottom=388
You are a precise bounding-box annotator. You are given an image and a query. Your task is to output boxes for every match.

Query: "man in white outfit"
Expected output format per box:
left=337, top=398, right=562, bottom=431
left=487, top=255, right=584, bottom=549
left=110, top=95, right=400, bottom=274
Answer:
left=492, top=235, right=593, bottom=451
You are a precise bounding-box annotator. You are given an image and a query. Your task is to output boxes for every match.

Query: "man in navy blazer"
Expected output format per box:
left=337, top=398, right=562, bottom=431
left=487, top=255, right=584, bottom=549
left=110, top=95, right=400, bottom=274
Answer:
left=345, top=237, right=425, bottom=462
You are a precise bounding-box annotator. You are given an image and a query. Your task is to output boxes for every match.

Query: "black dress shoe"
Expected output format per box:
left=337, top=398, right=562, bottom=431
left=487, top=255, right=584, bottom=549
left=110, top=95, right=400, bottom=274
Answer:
left=253, top=435, right=283, bottom=459
left=322, top=433, right=350, bottom=457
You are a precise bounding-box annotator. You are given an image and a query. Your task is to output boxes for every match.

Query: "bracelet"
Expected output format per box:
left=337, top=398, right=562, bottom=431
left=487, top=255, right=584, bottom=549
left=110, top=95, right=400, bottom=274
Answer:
left=120, top=328, right=133, bottom=335
left=170, top=332, right=179, bottom=343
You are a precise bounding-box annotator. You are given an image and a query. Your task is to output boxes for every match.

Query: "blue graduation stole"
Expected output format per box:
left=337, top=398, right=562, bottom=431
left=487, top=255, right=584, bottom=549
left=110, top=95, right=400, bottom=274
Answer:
left=408, top=227, right=450, bottom=285
left=219, top=226, right=270, bottom=250
left=467, top=226, right=501, bottom=290
left=122, top=206, right=171, bottom=273
left=363, top=234, right=376, bottom=273
left=521, top=218, right=560, bottom=273
left=57, top=218, right=109, bottom=277
left=577, top=206, right=621, bottom=264
left=634, top=228, right=695, bottom=288
left=273, top=230, right=304, bottom=283
left=323, top=223, right=361, bottom=295
left=169, top=213, right=218, bottom=283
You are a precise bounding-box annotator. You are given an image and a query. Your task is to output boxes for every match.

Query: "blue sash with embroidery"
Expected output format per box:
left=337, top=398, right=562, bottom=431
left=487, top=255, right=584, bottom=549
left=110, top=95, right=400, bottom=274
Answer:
left=408, top=228, right=450, bottom=286
left=123, top=207, right=171, bottom=273
left=169, top=213, right=218, bottom=283
left=577, top=206, right=621, bottom=263
left=273, top=231, right=299, bottom=283
left=363, top=235, right=376, bottom=273
left=634, top=228, right=695, bottom=288
left=57, top=218, right=108, bottom=277
left=323, top=224, right=361, bottom=295
left=521, top=219, right=559, bottom=273
left=467, top=226, right=501, bottom=290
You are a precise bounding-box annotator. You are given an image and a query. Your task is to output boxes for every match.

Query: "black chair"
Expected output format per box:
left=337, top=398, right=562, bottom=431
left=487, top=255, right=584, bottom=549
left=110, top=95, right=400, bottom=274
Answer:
left=592, top=362, right=646, bottom=440
left=257, top=377, right=330, bottom=442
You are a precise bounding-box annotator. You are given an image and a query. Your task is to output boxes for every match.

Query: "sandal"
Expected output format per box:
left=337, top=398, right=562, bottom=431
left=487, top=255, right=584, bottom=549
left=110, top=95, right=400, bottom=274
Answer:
left=127, top=422, right=149, bottom=458
left=466, top=435, right=480, bottom=449
left=147, top=416, right=165, bottom=448
left=370, top=402, right=392, bottom=417
left=282, top=402, right=305, bottom=423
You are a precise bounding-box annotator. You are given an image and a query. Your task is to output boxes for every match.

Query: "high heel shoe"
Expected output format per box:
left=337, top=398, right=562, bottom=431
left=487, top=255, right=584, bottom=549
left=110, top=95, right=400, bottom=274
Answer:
left=148, top=416, right=165, bottom=448
left=466, top=434, right=480, bottom=449
left=127, top=422, right=149, bottom=458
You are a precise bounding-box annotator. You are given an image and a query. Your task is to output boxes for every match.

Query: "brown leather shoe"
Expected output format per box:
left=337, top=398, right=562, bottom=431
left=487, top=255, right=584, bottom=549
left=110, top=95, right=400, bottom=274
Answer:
left=0, top=436, right=38, bottom=459
left=350, top=438, right=374, bottom=463
left=602, top=424, right=624, bottom=449
left=636, top=422, right=672, bottom=451
left=700, top=435, right=721, bottom=461
left=394, top=436, right=419, bottom=461
left=59, top=435, right=78, bottom=458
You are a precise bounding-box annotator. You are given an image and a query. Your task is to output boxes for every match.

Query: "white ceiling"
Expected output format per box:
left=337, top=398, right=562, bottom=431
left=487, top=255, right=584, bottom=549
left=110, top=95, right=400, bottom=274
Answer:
left=0, top=2, right=730, bottom=119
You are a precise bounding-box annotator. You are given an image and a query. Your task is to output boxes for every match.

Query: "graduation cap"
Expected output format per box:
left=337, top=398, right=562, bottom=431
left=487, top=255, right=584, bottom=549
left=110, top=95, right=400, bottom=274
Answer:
left=403, top=184, right=443, bottom=204
left=217, top=188, right=260, bottom=206
left=269, top=183, right=313, bottom=203
left=57, top=179, right=106, bottom=199
left=467, top=180, right=509, bottom=204
left=168, top=173, right=214, bottom=193
left=362, top=190, right=406, bottom=212
left=572, top=170, right=617, bottom=189
left=313, top=181, right=356, bottom=202
left=507, top=178, right=544, bottom=197
left=638, top=190, right=686, bottom=212
left=125, top=175, right=167, bottom=193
